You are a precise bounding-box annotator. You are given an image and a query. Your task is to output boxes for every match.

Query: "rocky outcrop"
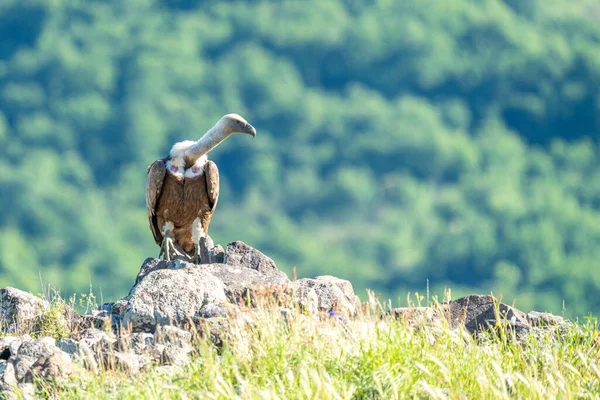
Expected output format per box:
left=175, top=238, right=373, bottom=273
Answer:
left=0, top=237, right=574, bottom=395
left=111, top=239, right=347, bottom=333
left=393, top=294, right=569, bottom=338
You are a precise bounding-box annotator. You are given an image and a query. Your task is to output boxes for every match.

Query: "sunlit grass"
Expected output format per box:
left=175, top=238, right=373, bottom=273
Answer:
left=24, top=296, right=600, bottom=399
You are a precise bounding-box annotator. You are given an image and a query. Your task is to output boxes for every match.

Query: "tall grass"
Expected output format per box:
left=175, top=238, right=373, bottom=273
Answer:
left=27, top=295, right=600, bottom=400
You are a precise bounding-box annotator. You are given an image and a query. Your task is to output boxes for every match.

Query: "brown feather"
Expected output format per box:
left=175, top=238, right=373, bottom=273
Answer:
left=183, top=162, right=219, bottom=237
left=146, top=159, right=167, bottom=246
left=204, top=160, right=220, bottom=213
left=147, top=159, right=220, bottom=256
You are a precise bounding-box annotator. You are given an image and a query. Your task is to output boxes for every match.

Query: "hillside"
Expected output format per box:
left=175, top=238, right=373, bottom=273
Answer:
left=1, top=0, right=600, bottom=316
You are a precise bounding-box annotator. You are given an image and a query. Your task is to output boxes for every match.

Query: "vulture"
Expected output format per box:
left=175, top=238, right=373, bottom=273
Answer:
left=146, top=113, right=256, bottom=261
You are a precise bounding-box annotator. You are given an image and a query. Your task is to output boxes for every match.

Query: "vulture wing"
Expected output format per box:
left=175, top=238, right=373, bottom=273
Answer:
left=204, top=160, right=220, bottom=213
left=146, top=159, right=167, bottom=245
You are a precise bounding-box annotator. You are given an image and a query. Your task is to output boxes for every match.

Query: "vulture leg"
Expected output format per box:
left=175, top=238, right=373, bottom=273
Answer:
left=191, top=219, right=205, bottom=264
left=158, top=228, right=176, bottom=261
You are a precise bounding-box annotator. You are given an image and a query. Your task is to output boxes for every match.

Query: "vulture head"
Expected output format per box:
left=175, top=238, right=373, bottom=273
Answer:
left=177, top=113, right=257, bottom=166
left=219, top=113, right=257, bottom=137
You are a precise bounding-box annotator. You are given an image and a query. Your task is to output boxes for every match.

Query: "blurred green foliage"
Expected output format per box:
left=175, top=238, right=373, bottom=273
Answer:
left=1, top=0, right=600, bottom=316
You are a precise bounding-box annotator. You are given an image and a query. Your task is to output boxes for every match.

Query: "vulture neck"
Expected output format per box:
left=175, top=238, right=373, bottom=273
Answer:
left=184, top=125, right=228, bottom=166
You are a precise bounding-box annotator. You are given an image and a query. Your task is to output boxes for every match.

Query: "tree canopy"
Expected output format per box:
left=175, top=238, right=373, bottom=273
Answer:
left=1, top=0, right=600, bottom=316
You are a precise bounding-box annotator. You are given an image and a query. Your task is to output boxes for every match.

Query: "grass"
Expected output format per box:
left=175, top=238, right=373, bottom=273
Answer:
left=19, top=293, right=600, bottom=399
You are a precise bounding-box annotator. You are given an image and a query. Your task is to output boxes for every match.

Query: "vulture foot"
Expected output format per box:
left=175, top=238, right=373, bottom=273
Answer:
left=158, top=231, right=177, bottom=261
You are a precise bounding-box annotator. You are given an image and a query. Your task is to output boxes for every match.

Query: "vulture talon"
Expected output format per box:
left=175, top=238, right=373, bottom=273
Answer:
left=159, top=230, right=174, bottom=261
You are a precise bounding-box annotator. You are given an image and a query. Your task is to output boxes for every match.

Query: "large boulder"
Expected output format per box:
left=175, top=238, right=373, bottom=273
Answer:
left=444, top=294, right=530, bottom=336
left=0, top=288, right=50, bottom=334
left=122, top=262, right=227, bottom=332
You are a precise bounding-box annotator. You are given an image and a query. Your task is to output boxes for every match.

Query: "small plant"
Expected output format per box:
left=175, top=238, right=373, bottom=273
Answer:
left=35, top=289, right=77, bottom=340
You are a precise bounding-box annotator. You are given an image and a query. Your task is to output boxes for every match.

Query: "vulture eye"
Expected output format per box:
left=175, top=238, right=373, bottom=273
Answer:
left=236, top=120, right=244, bottom=125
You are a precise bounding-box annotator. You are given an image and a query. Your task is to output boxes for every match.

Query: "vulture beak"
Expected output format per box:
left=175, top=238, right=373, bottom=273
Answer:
left=245, top=123, right=257, bottom=137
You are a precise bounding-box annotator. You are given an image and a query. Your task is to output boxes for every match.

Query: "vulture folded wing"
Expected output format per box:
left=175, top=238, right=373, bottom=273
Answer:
left=146, top=159, right=167, bottom=245
left=204, top=160, right=220, bottom=213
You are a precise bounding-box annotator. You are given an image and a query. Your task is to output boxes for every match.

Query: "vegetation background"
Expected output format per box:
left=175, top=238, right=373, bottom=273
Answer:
left=1, top=0, right=599, bottom=317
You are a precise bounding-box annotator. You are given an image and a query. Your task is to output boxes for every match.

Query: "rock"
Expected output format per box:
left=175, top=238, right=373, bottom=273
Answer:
left=199, top=236, right=215, bottom=264
left=204, top=263, right=289, bottom=304
left=154, top=326, right=192, bottom=366
left=0, top=360, right=17, bottom=391
left=10, top=337, right=61, bottom=382
left=57, top=339, right=79, bottom=356
left=123, top=263, right=227, bottom=332
left=290, top=276, right=359, bottom=317
left=0, top=337, right=19, bottom=360
left=105, top=352, right=141, bottom=374
left=194, top=317, right=228, bottom=348
left=73, top=342, right=98, bottom=372
left=526, top=311, right=566, bottom=327
left=161, top=345, right=190, bottom=366
left=96, top=300, right=128, bottom=331
left=73, top=329, right=112, bottom=371
left=0, top=288, right=77, bottom=338
left=80, top=310, right=111, bottom=331
left=132, top=332, right=156, bottom=351
left=7, top=336, right=31, bottom=361
left=15, top=337, right=59, bottom=360
left=392, top=307, right=444, bottom=327
left=292, top=282, right=320, bottom=314
left=121, top=253, right=291, bottom=331
left=225, top=241, right=286, bottom=278
left=195, top=237, right=225, bottom=264
left=79, top=328, right=115, bottom=355
left=106, top=299, right=129, bottom=317
left=0, top=288, right=50, bottom=333
left=79, top=328, right=114, bottom=344
left=209, top=245, right=225, bottom=263
left=445, top=295, right=530, bottom=336
left=134, top=258, right=172, bottom=286
left=195, top=303, right=226, bottom=318
left=25, top=352, right=74, bottom=382
left=9, top=355, right=36, bottom=383
left=117, top=333, right=155, bottom=355
left=315, top=276, right=361, bottom=314
left=154, top=325, right=192, bottom=346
